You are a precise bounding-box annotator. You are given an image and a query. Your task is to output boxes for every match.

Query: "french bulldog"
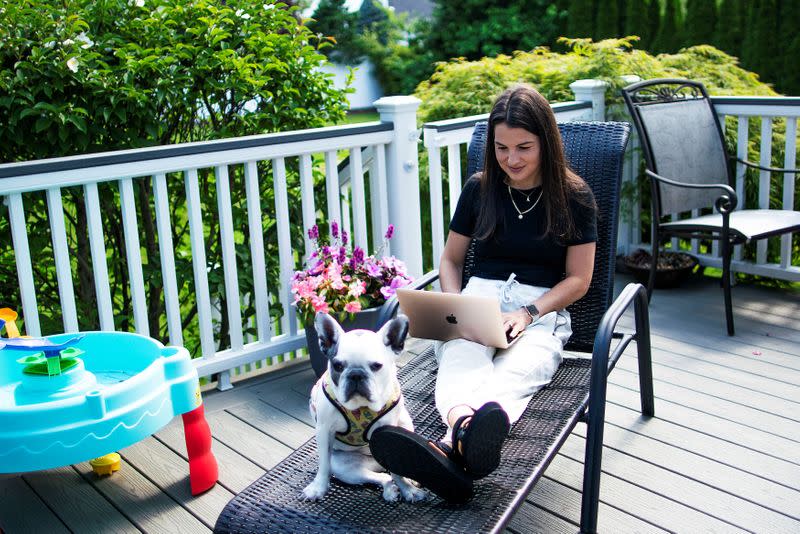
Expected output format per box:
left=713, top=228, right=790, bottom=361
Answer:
left=301, top=312, right=428, bottom=503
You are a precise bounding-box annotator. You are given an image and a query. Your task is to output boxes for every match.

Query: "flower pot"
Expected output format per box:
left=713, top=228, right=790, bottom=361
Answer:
left=623, top=249, right=699, bottom=289
left=304, top=307, right=384, bottom=378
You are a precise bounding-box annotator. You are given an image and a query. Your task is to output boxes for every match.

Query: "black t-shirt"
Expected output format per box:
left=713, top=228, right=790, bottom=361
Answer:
left=449, top=175, right=597, bottom=288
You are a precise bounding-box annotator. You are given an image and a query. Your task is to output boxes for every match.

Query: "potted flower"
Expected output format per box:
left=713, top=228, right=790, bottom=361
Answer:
left=290, top=221, right=413, bottom=377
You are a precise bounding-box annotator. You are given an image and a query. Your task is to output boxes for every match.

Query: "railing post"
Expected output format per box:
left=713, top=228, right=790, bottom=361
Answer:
left=374, top=95, right=423, bottom=278
left=569, top=79, right=608, bottom=121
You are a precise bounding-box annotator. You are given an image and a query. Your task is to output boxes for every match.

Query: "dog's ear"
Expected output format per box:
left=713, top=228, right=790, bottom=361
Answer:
left=379, top=314, right=409, bottom=354
left=315, top=312, right=343, bottom=359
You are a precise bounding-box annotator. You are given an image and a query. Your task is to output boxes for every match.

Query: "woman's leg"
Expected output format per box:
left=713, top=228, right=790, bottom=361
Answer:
left=487, top=282, right=572, bottom=423
left=433, top=276, right=500, bottom=431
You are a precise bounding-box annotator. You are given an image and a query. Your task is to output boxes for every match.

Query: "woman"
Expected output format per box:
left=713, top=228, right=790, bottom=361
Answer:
left=370, top=85, right=597, bottom=503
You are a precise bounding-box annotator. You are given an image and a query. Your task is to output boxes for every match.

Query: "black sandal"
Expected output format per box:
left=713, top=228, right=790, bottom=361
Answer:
left=452, top=401, right=510, bottom=479
left=369, top=426, right=473, bottom=504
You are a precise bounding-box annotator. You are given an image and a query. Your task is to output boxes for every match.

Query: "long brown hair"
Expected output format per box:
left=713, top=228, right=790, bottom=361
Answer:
left=474, top=84, right=594, bottom=242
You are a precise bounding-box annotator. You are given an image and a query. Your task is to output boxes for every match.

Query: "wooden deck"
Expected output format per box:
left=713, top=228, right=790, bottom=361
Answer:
left=2, top=273, right=799, bottom=533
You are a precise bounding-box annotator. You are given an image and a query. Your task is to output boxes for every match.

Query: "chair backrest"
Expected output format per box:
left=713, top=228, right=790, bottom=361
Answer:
left=465, top=120, right=631, bottom=353
left=621, top=78, right=731, bottom=217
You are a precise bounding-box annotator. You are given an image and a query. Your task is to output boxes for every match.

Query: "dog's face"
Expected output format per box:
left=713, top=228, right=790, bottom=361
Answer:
left=314, top=312, right=409, bottom=412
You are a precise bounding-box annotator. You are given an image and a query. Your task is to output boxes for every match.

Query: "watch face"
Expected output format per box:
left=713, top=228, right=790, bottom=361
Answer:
left=526, top=304, right=539, bottom=317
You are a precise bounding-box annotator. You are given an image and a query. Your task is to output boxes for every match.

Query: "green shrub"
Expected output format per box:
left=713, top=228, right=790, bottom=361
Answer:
left=0, top=0, right=349, bottom=354
left=415, top=37, right=776, bottom=123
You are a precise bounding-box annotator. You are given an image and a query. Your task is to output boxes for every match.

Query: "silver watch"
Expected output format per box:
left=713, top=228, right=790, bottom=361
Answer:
left=522, top=303, right=539, bottom=322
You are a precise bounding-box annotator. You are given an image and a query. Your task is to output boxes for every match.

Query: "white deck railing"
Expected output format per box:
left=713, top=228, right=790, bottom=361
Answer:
left=2, top=79, right=798, bottom=389
left=0, top=120, right=399, bottom=389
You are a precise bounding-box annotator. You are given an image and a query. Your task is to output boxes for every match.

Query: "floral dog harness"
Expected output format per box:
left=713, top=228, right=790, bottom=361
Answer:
left=313, top=371, right=401, bottom=447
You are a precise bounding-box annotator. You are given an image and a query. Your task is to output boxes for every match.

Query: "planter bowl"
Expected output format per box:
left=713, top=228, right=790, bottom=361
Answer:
left=623, top=250, right=699, bottom=289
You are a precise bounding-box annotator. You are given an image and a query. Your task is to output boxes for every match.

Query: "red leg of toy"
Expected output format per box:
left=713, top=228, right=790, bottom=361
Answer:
left=182, top=404, right=218, bottom=495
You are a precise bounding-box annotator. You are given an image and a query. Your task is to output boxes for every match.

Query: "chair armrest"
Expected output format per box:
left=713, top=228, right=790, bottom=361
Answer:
left=375, top=270, right=441, bottom=327
left=645, top=169, right=738, bottom=213
left=588, top=282, right=653, bottom=416
left=734, top=157, right=799, bottom=174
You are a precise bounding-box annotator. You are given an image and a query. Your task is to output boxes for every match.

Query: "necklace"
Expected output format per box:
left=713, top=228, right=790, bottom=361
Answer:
left=508, top=185, right=543, bottom=219
left=511, top=186, right=536, bottom=202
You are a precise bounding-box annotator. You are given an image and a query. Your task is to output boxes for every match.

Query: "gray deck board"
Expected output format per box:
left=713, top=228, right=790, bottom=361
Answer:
left=24, top=466, right=141, bottom=534
left=1, top=275, right=798, bottom=533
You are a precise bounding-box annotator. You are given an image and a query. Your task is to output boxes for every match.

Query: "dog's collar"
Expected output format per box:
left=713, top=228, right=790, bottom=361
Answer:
left=321, top=370, right=401, bottom=447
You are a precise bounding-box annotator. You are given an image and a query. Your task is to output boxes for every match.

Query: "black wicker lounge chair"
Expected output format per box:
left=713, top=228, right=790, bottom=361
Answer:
left=213, top=121, right=654, bottom=534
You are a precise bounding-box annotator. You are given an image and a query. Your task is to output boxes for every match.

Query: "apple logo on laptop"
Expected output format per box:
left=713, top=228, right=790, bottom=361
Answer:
left=446, top=314, right=458, bottom=324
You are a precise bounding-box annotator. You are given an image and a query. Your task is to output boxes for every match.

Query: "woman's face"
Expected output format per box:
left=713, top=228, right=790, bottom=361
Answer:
left=493, top=122, right=542, bottom=189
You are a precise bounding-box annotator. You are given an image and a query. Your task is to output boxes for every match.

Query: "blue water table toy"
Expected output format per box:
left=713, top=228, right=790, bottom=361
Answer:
left=0, top=329, right=218, bottom=495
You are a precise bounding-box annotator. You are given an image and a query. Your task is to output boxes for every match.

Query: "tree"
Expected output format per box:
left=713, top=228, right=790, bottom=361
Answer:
left=625, top=0, right=656, bottom=49
left=684, top=0, right=717, bottom=47
left=651, top=0, right=682, bottom=53
left=741, top=0, right=780, bottom=85
left=307, top=0, right=362, bottom=64
left=714, top=0, right=745, bottom=58
left=777, top=0, right=800, bottom=95
left=594, top=0, right=619, bottom=40
left=0, top=0, right=349, bottom=349
left=646, top=0, right=661, bottom=50
left=567, top=0, right=596, bottom=39
left=427, top=0, right=562, bottom=60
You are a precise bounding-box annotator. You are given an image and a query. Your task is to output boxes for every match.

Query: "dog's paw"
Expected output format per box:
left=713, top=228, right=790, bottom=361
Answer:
left=381, top=481, right=401, bottom=502
left=301, top=480, right=329, bottom=501
left=399, top=482, right=430, bottom=503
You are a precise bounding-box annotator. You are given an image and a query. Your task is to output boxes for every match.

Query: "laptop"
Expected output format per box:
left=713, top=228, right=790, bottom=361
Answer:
left=395, top=288, right=523, bottom=349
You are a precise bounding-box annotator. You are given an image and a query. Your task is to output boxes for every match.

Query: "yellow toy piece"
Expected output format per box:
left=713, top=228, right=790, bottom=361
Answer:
left=90, top=453, right=121, bottom=476
left=0, top=308, right=21, bottom=338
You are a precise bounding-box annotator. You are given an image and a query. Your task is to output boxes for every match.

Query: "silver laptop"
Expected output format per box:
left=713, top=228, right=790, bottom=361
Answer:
left=395, top=288, right=523, bottom=349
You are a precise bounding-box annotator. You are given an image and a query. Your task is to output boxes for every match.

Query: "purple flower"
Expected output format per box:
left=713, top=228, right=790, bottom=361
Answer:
left=365, top=260, right=382, bottom=278
left=307, top=224, right=319, bottom=240
left=384, top=224, right=394, bottom=240
left=349, top=246, right=365, bottom=269
left=338, top=246, right=347, bottom=264
left=341, top=230, right=348, bottom=246
left=331, top=221, right=339, bottom=239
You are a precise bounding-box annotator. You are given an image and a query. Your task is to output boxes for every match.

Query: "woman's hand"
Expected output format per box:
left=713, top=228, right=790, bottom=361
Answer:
left=502, top=308, right=532, bottom=339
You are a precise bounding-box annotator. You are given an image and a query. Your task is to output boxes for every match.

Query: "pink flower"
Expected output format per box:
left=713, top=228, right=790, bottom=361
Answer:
left=344, top=301, right=362, bottom=313
left=348, top=280, right=366, bottom=297
left=311, top=295, right=329, bottom=313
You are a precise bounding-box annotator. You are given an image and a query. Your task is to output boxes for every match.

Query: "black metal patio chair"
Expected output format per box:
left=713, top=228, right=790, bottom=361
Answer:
left=213, top=121, right=653, bottom=534
left=622, top=78, right=800, bottom=336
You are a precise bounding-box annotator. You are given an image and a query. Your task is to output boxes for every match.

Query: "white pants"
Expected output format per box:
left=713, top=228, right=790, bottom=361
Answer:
left=434, top=275, right=571, bottom=434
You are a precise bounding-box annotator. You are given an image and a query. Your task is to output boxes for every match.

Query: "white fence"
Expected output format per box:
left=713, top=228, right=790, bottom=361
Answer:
left=2, top=79, right=798, bottom=390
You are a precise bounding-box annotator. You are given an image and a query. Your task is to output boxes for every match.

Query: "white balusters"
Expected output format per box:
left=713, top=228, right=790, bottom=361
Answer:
left=324, top=150, right=342, bottom=232
left=272, top=157, right=296, bottom=338
left=298, top=154, right=316, bottom=260
left=84, top=183, right=114, bottom=331
left=781, top=118, right=797, bottom=269
left=757, top=118, right=773, bottom=264
left=244, top=161, right=271, bottom=342
left=446, top=144, right=462, bottom=218
left=46, top=188, right=78, bottom=333
left=349, top=147, right=368, bottom=250
left=185, top=169, right=215, bottom=358
left=7, top=194, right=40, bottom=336
left=153, top=173, right=183, bottom=346
left=370, top=144, right=390, bottom=254
left=215, top=165, right=243, bottom=351
left=119, top=178, right=149, bottom=336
